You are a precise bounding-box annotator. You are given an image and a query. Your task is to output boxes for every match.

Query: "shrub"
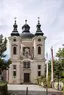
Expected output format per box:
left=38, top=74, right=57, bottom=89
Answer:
left=0, top=82, right=8, bottom=95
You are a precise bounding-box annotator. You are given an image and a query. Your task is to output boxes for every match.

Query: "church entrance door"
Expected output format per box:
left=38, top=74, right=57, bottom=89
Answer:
left=24, top=73, right=30, bottom=83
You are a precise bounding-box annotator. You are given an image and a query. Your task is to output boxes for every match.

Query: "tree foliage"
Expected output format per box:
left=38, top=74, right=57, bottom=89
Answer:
left=0, top=34, right=7, bottom=58
left=48, top=60, right=62, bottom=81
left=48, top=47, right=64, bottom=82
left=56, top=48, right=64, bottom=69
left=0, top=34, right=11, bottom=74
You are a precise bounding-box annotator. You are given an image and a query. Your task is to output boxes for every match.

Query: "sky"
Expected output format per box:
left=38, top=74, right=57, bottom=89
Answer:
left=0, top=0, right=64, bottom=60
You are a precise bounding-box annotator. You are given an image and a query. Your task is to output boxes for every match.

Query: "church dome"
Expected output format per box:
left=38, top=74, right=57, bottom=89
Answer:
left=21, top=20, right=34, bottom=38
left=21, top=32, right=34, bottom=38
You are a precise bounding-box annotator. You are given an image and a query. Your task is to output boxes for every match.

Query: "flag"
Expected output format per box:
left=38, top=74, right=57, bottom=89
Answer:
left=51, top=47, right=54, bottom=84
left=51, top=47, right=54, bottom=62
left=46, top=52, right=48, bottom=81
left=46, top=52, right=48, bottom=59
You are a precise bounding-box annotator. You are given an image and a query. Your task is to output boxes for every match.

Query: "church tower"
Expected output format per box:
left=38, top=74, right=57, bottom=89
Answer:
left=8, top=19, right=21, bottom=84
left=33, top=18, right=46, bottom=60
left=32, top=18, right=46, bottom=79
left=10, top=19, right=21, bottom=60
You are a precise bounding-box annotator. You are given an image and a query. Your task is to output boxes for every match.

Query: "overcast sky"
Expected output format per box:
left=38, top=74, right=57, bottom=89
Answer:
left=0, top=0, right=64, bottom=59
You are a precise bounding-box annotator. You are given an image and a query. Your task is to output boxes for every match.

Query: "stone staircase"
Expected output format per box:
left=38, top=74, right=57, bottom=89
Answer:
left=8, top=84, right=63, bottom=95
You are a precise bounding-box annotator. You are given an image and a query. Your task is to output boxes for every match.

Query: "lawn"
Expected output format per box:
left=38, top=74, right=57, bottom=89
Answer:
left=0, top=82, right=7, bottom=86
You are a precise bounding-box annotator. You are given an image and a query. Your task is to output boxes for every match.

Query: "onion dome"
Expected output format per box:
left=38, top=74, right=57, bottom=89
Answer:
left=35, top=17, right=44, bottom=36
left=21, top=20, right=34, bottom=38
left=11, top=18, right=20, bottom=36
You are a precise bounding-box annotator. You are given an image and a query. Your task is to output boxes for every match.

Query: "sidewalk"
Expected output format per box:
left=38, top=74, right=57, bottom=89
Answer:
left=8, top=84, right=63, bottom=95
left=8, top=84, right=62, bottom=92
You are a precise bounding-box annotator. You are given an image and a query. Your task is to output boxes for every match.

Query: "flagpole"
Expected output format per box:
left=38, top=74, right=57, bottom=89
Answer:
left=51, top=47, right=54, bottom=88
left=46, top=53, right=48, bottom=81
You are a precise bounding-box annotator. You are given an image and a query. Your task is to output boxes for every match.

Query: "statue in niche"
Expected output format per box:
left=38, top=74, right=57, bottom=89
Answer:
left=25, top=48, right=29, bottom=58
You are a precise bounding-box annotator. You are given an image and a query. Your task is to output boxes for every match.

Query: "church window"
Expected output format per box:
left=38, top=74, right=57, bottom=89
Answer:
left=27, top=62, right=30, bottom=68
left=38, top=65, right=41, bottom=69
left=23, top=62, right=26, bottom=68
left=13, top=47, right=17, bottom=54
left=0, top=71, right=1, bottom=75
left=23, top=62, right=30, bottom=68
left=38, top=71, right=41, bottom=76
left=38, top=47, right=41, bottom=54
left=13, top=71, right=16, bottom=77
left=13, top=65, right=16, bottom=69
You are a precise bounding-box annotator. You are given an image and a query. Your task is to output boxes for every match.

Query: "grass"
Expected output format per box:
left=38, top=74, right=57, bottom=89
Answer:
left=0, top=82, right=7, bottom=86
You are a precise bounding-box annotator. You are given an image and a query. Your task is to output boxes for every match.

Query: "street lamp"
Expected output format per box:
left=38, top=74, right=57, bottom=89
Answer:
left=45, top=64, right=48, bottom=95
left=26, top=87, right=28, bottom=95
left=58, top=68, right=60, bottom=90
left=45, top=84, right=48, bottom=95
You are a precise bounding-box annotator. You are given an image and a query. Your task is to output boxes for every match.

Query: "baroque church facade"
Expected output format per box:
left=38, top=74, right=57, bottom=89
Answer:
left=7, top=18, right=46, bottom=84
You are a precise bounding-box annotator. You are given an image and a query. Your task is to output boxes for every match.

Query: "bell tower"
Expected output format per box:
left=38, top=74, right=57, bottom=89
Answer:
left=8, top=18, right=21, bottom=84
left=9, top=18, right=21, bottom=60
left=33, top=17, right=46, bottom=60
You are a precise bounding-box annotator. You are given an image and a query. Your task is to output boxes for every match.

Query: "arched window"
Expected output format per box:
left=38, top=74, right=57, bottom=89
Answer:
left=13, top=47, right=17, bottom=54
left=38, top=47, right=41, bottom=54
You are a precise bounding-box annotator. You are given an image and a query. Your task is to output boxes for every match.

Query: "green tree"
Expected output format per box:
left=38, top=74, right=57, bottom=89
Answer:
left=56, top=48, right=64, bottom=70
left=0, top=34, right=11, bottom=78
left=48, top=60, right=62, bottom=81
left=48, top=47, right=64, bottom=82
left=0, top=34, right=7, bottom=58
left=56, top=48, right=64, bottom=81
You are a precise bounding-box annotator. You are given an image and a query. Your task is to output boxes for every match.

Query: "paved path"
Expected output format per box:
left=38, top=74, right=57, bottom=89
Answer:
left=8, top=84, right=63, bottom=95
left=8, top=84, right=60, bottom=92
left=8, top=84, right=46, bottom=91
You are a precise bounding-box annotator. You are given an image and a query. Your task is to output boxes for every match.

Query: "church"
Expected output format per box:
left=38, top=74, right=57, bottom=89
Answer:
left=7, top=18, right=46, bottom=84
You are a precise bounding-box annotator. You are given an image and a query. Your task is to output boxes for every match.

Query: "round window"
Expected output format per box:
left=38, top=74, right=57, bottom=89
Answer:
left=13, top=38, right=16, bottom=41
left=38, top=38, right=41, bottom=41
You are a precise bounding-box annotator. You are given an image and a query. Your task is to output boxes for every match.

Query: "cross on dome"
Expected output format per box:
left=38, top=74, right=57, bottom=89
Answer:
left=25, top=19, right=27, bottom=24
left=14, top=17, right=17, bottom=24
left=38, top=17, right=40, bottom=23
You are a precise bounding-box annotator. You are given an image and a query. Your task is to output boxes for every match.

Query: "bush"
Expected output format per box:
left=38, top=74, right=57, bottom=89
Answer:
left=0, top=82, right=8, bottom=95
left=36, top=76, right=51, bottom=88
